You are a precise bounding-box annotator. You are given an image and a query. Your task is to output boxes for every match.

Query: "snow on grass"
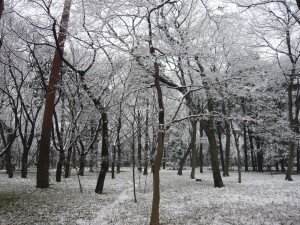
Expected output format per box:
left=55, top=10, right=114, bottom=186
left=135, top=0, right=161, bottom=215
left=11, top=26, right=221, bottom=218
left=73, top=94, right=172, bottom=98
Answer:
left=0, top=168, right=299, bottom=225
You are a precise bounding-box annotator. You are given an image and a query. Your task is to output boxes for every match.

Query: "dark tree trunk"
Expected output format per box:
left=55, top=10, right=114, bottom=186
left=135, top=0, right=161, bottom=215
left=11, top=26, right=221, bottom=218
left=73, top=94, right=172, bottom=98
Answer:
left=242, top=98, right=248, bottom=172
left=112, top=145, right=116, bottom=179
left=285, top=141, right=295, bottom=181
left=116, top=109, right=122, bottom=173
left=0, top=0, right=3, bottom=20
left=137, top=111, right=142, bottom=172
left=223, top=121, right=231, bottom=177
left=178, top=143, right=192, bottom=175
left=151, top=131, right=156, bottom=173
left=21, top=147, right=30, bottom=178
left=131, top=122, right=137, bottom=203
left=276, top=161, right=279, bottom=172
left=280, top=158, right=285, bottom=173
left=297, top=144, right=300, bottom=173
left=150, top=60, right=165, bottom=225
left=256, top=137, right=263, bottom=172
left=248, top=128, right=257, bottom=171
left=79, top=153, right=85, bottom=176
left=64, top=144, right=73, bottom=178
left=56, top=150, right=65, bottom=182
left=217, top=122, right=225, bottom=171
left=231, top=122, right=242, bottom=183
left=190, top=120, right=197, bottom=179
left=199, top=126, right=203, bottom=173
left=5, top=148, right=13, bottom=178
left=95, top=112, right=109, bottom=194
left=36, top=0, right=72, bottom=188
left=144, top=101, right=149, bottom=176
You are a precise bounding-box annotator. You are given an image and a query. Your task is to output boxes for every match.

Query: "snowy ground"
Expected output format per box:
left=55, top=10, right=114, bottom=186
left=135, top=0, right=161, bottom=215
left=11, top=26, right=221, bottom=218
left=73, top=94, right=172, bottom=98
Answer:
left=0, top=168, right=299, bottom=225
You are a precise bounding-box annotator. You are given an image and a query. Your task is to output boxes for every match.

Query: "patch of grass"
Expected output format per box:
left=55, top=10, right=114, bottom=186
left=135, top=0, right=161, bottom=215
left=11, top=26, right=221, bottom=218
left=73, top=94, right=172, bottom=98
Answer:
left=0, top=193, right=22, bottom=209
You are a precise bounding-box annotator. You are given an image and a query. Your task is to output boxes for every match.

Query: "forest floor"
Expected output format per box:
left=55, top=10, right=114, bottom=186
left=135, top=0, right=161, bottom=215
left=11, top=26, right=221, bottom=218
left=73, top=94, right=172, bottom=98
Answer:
left=0, top=167, right=299, bottom=225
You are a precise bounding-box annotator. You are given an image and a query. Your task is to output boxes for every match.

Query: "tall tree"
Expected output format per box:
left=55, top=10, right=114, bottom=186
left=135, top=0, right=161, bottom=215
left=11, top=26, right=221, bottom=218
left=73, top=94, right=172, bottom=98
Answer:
left=37, top=0, right=72, bottom=188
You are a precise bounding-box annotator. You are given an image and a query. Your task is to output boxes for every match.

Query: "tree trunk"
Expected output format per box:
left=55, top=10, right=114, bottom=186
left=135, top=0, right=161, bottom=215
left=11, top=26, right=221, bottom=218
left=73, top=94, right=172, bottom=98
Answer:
left=248, top=128, right=257, bottom=171
left=242, top=98, right=248, bottom=172
left=112, top=145, right=116, bottom=179
left=64, top=144, right=73, bottom=178
left=137, top=111, right=142, bottom=172
left=36, top=0, right=72, bottom=188
left=256, top=137, right=264, bottom=172
left=199, top=126, right=203, bottom=173
left=217, top=122, right=225, bottom=171
left=116, top=110, right=122, bottom=173
left=21, top=146, right=30, bottom=178
left=285, top=140, right=295, bottom=181
left=95, top=112, right=109, bottom=194
left=0, top=0, right=3, bottom=21
left=56, top=151, right=65, bottom=182
left=150, top=61, right=165, bottom=225
left=190, top=120, right=197, bottom=179
left=178, top=142, right=192, bottom=175
left=79, top=153, right=85, bottom=176
left=223, top=121, right=231, bottom=177
left=231, top=123, right=242, bottom=183
left=5, top=148, right=13, bottom=178
left=202, top=120, right=224, bottom=188
left=297, top=144, right=300, bottom=173
left=144, top=101, right=149, bottom=176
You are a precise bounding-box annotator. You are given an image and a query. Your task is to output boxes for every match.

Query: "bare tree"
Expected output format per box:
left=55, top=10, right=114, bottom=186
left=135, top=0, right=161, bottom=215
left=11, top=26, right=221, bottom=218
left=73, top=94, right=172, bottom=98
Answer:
left=37, top=0, right=72, bottom=188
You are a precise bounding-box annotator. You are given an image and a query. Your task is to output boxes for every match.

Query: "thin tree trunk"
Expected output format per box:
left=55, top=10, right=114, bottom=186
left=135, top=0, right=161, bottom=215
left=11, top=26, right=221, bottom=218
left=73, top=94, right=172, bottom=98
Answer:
left=242, top=98, right=248, bottom=172
left=21, top=147, right=30, bottom=178
left=79, top=153, right=85, bottom=176
left=178, top=142, right=192, bottom=175
left=286, top=140, right=295, bottom=180
left=297, top=143, right=300, bottom=173
left=144, top=100, right=149, bottom=175
left=199, top=126, right=203, bottom=173
left=5, top=148, right=13, bottom=178
left=223, top=121, right=231, bottom=177
left=64, top=144, right=73, bottom=178
left=112, top=145, right=116, bottom=179
left=217, top=122, right=225, bottom=171
left=150, top=61, right=165, bottom=225
left=116, top=107, right=122, bottom=173
left=137, top=111, right=142, bottom=172
left=231, top=123, right=242, bottom=183
left=95, top=112, right=109, bottom=194
left=190, top=120, right=197, bottom=179
left=0, top=0, right=3, bottom=21
left=36, top=0, right=72, bottom=188
left=248, top=128, right=257, bottom=171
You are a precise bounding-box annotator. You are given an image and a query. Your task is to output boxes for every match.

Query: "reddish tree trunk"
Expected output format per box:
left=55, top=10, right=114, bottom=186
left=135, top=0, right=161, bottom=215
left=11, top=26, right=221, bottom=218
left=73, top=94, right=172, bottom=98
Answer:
left=36, top=0, right=72, bottom=188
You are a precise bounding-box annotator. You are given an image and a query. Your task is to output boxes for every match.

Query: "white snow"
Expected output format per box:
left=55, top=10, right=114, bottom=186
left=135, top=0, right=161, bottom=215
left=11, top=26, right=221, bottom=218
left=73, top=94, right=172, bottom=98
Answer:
left=0, top=168, right=299, bottom=225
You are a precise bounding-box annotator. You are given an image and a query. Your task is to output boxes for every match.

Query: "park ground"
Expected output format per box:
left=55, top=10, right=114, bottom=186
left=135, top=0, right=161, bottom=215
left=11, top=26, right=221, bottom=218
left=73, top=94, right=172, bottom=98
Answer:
left=0, top=167, right=299, bottom=225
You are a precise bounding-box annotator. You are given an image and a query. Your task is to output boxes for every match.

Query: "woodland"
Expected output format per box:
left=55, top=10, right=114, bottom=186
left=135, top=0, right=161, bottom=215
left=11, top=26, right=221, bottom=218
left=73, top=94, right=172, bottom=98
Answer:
left=0, top=0, right=300, bottom=224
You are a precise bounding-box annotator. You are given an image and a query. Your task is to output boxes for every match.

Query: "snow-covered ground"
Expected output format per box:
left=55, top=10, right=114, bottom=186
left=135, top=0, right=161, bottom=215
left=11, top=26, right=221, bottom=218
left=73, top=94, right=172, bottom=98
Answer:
left=0, top=168, right=299, bottom=225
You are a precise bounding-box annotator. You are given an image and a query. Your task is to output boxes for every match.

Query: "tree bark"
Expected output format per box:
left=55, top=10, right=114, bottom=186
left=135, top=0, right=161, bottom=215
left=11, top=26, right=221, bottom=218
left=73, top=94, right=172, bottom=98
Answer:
left=231, top=123, right=242, bottom=183
left=36, top=0, right=72, bottom=188
left=95, top=112, right=109, bottom=194
left=0, top=0, right=3, bottom=20
left=177, top=142, right=192, bottom=175
left=150, top=60, right=165, bottom=225
left=217, top=122, right=225, bottom=171
left=199, top=126, right=204, bottom=173
left=137, top=111, right=142, bottom=172
left=248, top=128, right=257, bottom=171
left=143, top=100, right=149, bottom=175
left=190, top=120, right=197, bottom=179
left=112, top=145, right=116, bottom=179
left=21, top=147, right=30, bottom=178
